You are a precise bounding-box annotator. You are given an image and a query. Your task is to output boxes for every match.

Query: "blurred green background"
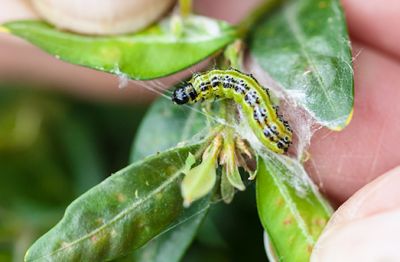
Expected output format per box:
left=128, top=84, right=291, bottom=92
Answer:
left=0, top=84, right=146, bottom=261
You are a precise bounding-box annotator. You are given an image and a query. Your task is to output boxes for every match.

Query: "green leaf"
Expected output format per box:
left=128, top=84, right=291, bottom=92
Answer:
left=129, top=96, right=209, bottom=262
left=2, top=16, right=236, bottom=80
left=220, top=168, right=235, bottom=204
left=256, top=155, right=332, bottom=261
left=249, top=0, right=353, bottom=130
left=52, top=113, right=105, bottom=194
left=25, top=143, right=208, bottom=261
left=125, top=207, right=208, bottom=262
left=131, top=96, right=207, bottom=162
left=183, top=152, right=197, bottom=174
left=181, top=153, right=217, bottom=207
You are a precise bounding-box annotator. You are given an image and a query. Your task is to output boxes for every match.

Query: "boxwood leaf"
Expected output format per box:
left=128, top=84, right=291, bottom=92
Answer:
left=128, top=96, right=209, bottom=262
left=2, top=16, right=236, bottom=80
left=25, top=143, right=208, bottom=261
left=125, top=206, right=208, bottom=262
left=256, top=155, right=332, bottom=261
left=249, top=0, right=353, bottom=130
left=131, top=96, right=207, bottom=162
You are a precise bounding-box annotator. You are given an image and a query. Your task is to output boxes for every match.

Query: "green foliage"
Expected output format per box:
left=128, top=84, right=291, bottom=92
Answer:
left=127, top=96, right=209, bottom=262
left=249, top=0, right=353, bottom=130
left=125, top=205, right=208, bottom=262
left=131, top=98, right=206, bottom=162
left=2, top=16, right=236, bottom=80
left=25, top=143, right=208, bottom=261
left=256, top=156, right=332, bottom=261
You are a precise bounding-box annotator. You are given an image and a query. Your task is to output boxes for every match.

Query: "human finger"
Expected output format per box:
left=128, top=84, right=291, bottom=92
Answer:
left=0, top=0, right=37, bottom=23
left=342, top=0, right=400, bottom=59
left=311, top=166, right=400, bottom=261
left=311, top=209, right=400, bottom=262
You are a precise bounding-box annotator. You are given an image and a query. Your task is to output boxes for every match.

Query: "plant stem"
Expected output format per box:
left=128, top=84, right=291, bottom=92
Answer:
left=237, top=0, right=284, bottom=38
left=179, top=0, right=193, bottom=17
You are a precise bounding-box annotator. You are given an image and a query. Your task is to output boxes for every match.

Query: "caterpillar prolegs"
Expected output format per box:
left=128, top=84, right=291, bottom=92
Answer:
left=172, top=68, right=292, bottom=154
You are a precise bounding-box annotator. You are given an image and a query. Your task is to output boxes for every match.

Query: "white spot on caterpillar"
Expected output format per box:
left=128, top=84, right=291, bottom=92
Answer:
left=254, top=106, right=265, bottom=122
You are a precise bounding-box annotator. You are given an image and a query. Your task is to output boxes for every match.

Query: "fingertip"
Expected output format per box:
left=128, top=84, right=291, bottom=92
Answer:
left=0, top=0, right=38, bottom=23
left=311, top=209, right=400, bottom=262
left=341, top=0, right=400, bottom=59
left=329, top=165, right=400, bottom=226
left=312, top=166, right=400, bottom=261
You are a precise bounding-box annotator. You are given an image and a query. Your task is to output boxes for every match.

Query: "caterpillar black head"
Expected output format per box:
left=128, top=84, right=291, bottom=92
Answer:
left=172, top=82, right=197, bottom=105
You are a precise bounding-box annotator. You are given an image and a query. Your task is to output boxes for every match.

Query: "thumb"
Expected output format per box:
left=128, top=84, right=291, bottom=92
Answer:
left=1, top=0, right=175, bottom=35
left=311, top=166, right=400, bottom=261
left=0, top=0, right=37, bottom=23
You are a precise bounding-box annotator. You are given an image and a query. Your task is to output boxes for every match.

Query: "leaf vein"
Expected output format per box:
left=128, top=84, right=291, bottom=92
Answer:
left=31, top=158, right=188, bottom=261
left=284, top=3, right=338, bottom=117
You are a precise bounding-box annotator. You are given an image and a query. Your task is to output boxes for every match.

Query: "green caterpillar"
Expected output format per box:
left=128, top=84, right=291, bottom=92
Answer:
left=172, top=68, right=292, bottom=154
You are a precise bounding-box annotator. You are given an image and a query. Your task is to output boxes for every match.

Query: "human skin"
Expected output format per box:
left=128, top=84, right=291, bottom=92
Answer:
left=311, top=166, right=400, bottom=261
left=1, top=0, right=400, bottom=260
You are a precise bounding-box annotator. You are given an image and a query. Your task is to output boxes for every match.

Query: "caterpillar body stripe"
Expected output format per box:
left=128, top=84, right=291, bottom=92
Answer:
left=172, top=68, right=292, bottom=154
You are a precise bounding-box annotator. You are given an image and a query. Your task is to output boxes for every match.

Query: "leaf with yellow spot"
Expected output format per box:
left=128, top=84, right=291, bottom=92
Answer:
left=249, top=0, right=354, bottom=130
left=256, top=155, right=332, bottom=261
left=126, top=96, right=211, bottom=262
left=25, top=142, right=209, bottom=261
